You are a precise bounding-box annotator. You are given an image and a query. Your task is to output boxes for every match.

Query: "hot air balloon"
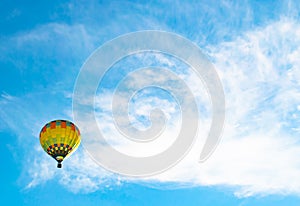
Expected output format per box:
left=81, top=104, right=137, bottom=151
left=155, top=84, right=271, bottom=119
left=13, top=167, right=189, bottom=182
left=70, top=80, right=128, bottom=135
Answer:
left=39, top=120, right=81, bottom=168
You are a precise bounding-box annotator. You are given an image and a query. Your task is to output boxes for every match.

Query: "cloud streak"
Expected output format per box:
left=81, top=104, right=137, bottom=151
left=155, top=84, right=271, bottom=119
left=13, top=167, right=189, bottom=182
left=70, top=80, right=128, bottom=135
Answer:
left=69, top=18, right=300, bottom=196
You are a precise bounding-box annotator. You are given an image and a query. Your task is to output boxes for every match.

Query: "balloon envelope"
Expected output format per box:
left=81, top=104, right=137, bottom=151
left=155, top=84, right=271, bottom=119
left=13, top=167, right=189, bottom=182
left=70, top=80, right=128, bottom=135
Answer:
left=39, top=120, right=81, bottom=168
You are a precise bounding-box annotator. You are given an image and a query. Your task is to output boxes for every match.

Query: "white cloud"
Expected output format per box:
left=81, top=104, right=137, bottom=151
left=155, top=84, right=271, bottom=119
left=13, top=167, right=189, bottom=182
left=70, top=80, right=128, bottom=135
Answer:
left=56, top=149, right=118, bottom=194
left=66, top=18, right=300, bottom=197
left=182, top=18, right=300, bottom=196
left=26, top=145, right=119, bottom=194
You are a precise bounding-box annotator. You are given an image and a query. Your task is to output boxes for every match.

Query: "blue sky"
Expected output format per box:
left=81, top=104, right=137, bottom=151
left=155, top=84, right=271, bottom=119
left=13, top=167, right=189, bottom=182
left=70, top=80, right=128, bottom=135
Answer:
left=2, top=0, right=300, bottom=205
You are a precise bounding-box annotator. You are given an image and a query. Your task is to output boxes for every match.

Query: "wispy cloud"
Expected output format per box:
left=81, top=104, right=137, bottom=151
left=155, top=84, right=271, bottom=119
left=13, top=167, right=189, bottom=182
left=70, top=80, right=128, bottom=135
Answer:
left=58, top=18, right=300, bottom=197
